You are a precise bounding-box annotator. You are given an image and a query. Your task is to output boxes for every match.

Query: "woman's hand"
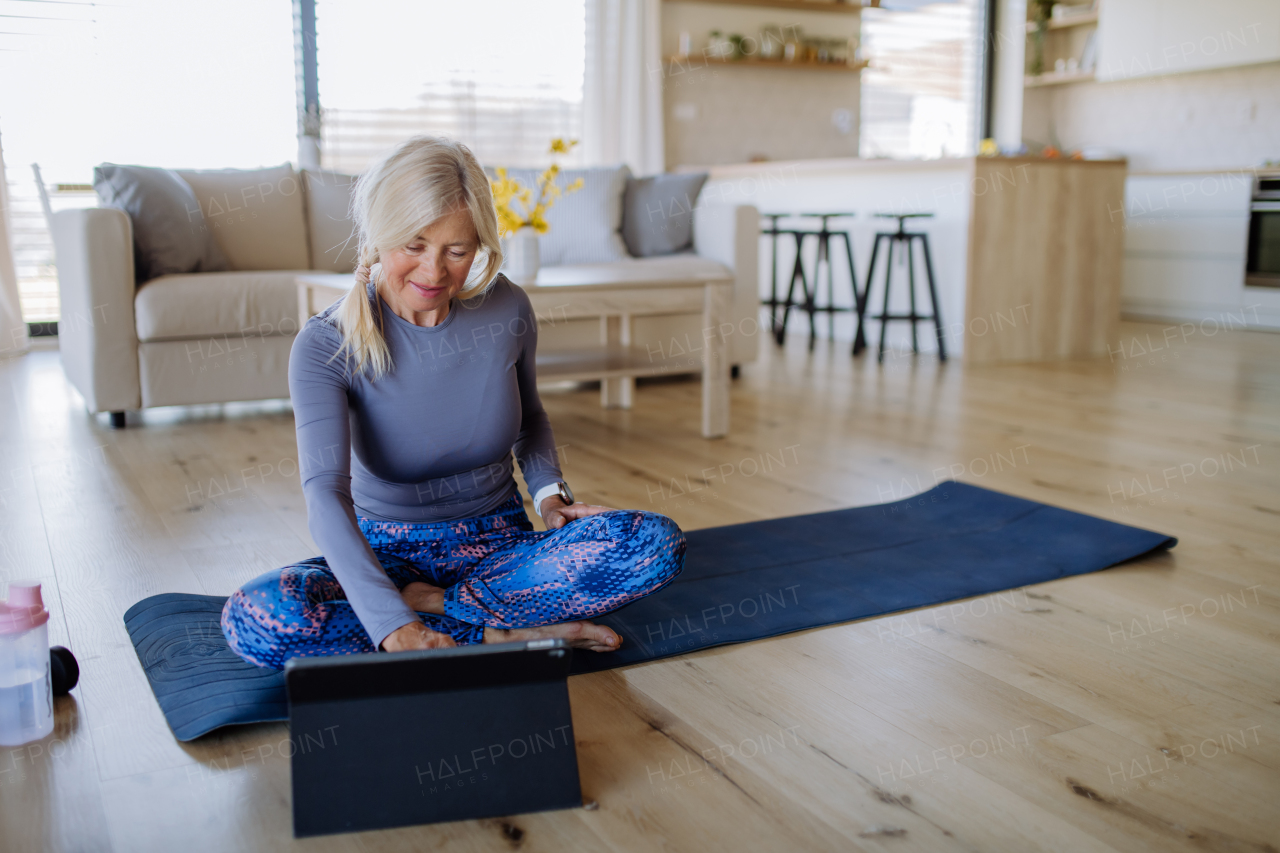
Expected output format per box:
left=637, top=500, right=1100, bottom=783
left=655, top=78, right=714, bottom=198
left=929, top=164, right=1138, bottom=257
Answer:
left=381, top=621, right=456, bottom=652
left=540, top=497, right=615, bottom=530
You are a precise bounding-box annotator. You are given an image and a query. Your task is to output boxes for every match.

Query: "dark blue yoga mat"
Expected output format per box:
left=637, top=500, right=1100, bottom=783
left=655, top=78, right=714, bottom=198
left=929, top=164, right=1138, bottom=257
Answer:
left=125, top=482, right=1174, bottom=740
left=125, top=594, right=286, bottom=741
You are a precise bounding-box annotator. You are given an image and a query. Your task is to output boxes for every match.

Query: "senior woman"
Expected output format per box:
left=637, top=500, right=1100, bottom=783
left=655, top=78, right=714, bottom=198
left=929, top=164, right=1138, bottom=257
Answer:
left=221, top=136, right=685, bottom=668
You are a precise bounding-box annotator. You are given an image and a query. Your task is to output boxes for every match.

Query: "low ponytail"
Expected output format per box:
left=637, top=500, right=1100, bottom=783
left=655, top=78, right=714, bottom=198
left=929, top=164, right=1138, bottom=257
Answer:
left=334, top=244, right=392, bottom=379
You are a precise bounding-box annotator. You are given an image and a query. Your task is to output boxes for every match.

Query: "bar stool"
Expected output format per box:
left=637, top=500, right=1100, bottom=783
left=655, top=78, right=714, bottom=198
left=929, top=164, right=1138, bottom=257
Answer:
left=863, top=212, right=947, bottom=364
left=772, top=213, right=862, bottom=350
left=761, top=214, right=814, bottom=342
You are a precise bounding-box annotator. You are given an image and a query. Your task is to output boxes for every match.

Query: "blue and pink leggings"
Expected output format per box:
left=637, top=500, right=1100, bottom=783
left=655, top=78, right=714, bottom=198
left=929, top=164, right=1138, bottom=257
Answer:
left=221, top=494, right=685, bottom=669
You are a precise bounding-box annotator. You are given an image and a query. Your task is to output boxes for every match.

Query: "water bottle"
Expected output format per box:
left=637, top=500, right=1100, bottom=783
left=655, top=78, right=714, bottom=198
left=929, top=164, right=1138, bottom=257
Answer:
left=0, top=581, right=54, bottom=746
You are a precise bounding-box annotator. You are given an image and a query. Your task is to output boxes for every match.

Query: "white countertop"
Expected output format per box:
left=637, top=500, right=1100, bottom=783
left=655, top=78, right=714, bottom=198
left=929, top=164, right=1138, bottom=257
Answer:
left=686, top=155, right=1127, bottom=180
left=1128, top=166, right=1279, bottom=177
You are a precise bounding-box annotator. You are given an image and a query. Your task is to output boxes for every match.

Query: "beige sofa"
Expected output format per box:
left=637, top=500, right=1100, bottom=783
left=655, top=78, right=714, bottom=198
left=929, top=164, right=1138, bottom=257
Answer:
left=50, top=164, right=759, bottom=425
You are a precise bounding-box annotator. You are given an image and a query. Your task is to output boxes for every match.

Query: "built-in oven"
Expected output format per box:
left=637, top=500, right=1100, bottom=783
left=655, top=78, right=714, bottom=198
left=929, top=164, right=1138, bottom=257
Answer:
left=1246, top=176, right=1280, bottom=288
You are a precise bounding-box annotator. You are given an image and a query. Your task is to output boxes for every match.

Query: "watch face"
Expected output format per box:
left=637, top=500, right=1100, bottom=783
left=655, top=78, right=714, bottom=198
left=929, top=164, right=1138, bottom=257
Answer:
left=557, top=482, right=574, bottom=505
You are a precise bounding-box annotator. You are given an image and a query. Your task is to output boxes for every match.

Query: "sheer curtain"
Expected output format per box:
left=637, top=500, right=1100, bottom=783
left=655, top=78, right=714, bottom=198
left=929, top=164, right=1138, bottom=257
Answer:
left=582, top=0, right=665, bottom=176
left=0, top=131, right=28, bottom=358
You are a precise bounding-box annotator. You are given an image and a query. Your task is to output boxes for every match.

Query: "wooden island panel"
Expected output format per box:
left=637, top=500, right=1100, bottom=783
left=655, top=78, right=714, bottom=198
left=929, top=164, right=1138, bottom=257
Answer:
left=964, top=157, right=1127, bottom=364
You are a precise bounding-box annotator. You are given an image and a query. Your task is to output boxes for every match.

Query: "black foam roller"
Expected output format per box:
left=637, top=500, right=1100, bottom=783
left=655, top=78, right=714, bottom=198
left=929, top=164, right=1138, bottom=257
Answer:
left=50, top=646, right=79, bottom=695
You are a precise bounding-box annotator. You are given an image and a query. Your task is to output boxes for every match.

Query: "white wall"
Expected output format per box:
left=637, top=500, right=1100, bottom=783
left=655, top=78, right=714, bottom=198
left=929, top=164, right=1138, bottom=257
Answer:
left=1022, top=60, right=1280, bottom=172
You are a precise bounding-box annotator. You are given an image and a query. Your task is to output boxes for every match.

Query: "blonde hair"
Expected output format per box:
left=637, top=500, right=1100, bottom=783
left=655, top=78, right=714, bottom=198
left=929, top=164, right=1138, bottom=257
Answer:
left=335, top=136, right=504, bottom=379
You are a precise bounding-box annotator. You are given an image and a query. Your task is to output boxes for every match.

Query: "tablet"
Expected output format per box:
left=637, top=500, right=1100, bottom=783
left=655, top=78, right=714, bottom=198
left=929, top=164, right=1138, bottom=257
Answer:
left=286, top=639, right=582, bottom=837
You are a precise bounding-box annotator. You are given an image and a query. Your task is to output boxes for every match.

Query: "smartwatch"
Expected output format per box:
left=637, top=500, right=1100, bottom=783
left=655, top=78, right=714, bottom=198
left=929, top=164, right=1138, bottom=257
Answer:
left=533, top=481, right=574, bottom=510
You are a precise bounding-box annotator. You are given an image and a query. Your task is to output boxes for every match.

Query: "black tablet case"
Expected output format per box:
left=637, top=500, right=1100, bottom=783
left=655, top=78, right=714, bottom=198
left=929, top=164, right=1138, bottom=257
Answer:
left=285, top=639, right=581, bottom=837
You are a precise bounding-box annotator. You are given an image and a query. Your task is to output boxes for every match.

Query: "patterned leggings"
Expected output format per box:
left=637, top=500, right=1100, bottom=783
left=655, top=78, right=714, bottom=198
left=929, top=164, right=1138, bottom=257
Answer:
left=221, top=494, right=686, bottom=669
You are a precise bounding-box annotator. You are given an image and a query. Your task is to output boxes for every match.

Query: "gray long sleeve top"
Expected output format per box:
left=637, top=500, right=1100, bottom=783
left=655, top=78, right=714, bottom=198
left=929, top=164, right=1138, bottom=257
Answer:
left=288, top=276, right=563, bottom=648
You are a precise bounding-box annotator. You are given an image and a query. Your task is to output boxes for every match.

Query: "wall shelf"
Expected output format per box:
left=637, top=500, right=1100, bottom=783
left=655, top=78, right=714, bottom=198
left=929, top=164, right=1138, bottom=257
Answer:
left=1024, top=70, right=1095, bottom=87
left=667, top=55, right=868, bottom=72
left=662, top=0, right=877, bottom=13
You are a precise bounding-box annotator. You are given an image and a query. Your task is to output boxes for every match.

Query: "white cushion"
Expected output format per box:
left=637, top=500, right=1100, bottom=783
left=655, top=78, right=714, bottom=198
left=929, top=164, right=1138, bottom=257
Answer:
left=139, top=337, right=293, bottom=408
left=534, top=253, right=732, bottom=286
left=303, top=169, right=359, bottom=273
left=135, top=271, right=309, bottom=342
left=177, top=165, right=310, bottom=271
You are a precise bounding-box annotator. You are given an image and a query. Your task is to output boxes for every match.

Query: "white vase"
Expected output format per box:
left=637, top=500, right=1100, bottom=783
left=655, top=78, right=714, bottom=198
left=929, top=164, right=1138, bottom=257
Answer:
left=503, top=227, right=541, bottom=286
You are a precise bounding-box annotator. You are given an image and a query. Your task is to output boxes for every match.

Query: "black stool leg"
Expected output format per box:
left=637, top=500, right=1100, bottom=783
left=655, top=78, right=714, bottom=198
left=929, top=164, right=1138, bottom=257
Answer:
left=877, top=237, right=895, bottom=364
left=919, top=232, right=947, bottom=362
left=907, top=235, right=919, bottom=354
left=768, top=225, right=780, bottom=334
left=777, top=232, right=807, bottom=346
left=110, top=411, right=126, bottom=428
left=803, top=238, right=818, bottom=350
left=838, top=231, right=863, bottom=355
left=819, top=232, right=836, bottom=341
left=855, top=234, right=879, bottom=357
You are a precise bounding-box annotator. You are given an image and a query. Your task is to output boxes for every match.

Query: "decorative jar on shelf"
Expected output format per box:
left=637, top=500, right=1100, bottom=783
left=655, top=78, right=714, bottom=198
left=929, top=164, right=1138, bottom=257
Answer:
left=760, top=25, right=784, bottom=60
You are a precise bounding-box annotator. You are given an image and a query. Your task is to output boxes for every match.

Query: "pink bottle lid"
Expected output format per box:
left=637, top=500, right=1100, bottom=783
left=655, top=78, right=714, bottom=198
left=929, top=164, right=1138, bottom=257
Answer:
left=0, top=582, right=50, bottom=635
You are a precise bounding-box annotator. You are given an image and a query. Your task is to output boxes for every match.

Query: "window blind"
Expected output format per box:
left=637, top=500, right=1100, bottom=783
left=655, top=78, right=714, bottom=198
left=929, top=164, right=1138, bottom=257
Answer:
left=315, top=0, right=587, bottom=175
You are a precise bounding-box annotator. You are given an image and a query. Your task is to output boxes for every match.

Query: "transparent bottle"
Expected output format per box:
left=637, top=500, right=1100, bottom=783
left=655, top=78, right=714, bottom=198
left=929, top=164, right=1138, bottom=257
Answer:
left=0, top=581, right=54, bottom=746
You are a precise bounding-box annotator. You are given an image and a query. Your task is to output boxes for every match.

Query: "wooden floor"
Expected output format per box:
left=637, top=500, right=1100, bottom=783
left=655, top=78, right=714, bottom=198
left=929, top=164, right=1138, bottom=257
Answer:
left=1, top=320, right=1277, bottom=852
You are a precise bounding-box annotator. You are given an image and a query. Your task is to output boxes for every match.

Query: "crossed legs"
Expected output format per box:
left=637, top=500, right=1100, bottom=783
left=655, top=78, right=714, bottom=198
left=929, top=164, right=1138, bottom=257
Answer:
left=222, top=508, right=685, bottom=670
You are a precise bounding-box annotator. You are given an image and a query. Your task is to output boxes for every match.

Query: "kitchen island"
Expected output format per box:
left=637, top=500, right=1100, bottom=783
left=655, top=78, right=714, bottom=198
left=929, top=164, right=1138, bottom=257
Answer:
left=698, top=156, right=1128, bottom=364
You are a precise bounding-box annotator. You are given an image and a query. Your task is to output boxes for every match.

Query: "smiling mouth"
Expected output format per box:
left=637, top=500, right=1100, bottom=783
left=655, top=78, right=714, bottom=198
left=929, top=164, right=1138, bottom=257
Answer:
left=411, top=282, right=445, bottom=298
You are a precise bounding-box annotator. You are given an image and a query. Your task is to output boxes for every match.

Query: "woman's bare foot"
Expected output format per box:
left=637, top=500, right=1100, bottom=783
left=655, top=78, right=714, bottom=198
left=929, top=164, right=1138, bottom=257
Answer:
left=400, top=582, right=620, bottom=652
left=484, top=621, right=621, bottom=653
left=400, top=581, right=445, bottom=614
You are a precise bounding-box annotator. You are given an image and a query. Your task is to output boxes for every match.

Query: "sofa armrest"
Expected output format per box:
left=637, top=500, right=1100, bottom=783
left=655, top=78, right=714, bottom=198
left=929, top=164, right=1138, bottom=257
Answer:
left=693, top=204, right=760, bottom=364
left=50, top=207, right=141, bottom=413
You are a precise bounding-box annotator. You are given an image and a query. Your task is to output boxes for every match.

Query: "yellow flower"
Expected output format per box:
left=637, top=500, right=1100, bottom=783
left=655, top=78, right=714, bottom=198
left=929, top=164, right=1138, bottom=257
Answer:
left=489, top=138, right=586, bottom=236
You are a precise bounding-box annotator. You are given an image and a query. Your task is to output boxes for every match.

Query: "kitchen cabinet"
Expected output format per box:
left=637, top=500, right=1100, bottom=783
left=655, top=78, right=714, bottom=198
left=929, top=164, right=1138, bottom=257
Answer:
left=1097, top=0, right=1280, bottom=82
left=1120, top=172, right=1279, bottom=328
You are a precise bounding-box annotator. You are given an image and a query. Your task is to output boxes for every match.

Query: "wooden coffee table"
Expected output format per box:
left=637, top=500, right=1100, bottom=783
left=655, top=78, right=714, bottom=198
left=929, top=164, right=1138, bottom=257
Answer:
left=297, top=273, right=733, bottom=438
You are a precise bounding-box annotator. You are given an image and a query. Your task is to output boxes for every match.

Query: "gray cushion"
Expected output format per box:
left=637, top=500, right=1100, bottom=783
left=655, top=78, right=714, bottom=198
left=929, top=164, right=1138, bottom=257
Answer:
left=176, top=164, right=310, bottom=271
left=302, top=169, right=359, bottom=273
left=93, top=164, right=228, bottom=284
left=492, top=165, right=630, bottom=266
left=622, top=173, right=708, bottom=257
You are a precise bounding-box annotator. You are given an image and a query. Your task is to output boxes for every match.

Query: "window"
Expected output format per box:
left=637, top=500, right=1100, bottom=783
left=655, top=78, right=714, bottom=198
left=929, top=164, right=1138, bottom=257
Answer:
left=315, top=0, right=586, bottom=174
left=0, top=0, right=295, bottom=322
left=859, top=0, right=983, bottom=159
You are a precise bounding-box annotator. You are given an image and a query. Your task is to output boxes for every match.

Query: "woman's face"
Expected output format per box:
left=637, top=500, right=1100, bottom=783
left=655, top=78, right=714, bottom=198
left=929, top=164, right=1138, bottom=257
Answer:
left=379, top=206, right=479, bottom=326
